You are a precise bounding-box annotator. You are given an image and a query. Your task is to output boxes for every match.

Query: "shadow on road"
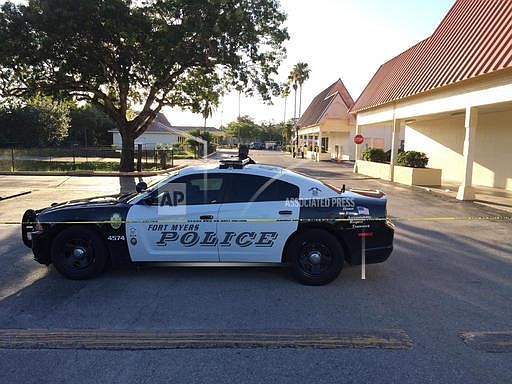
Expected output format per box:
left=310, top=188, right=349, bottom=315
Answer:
left=0, top=217, right=511, bottom=331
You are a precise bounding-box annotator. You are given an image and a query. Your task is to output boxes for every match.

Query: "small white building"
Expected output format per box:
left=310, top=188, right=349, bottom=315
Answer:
left=110, top=113, right=222, bottom=149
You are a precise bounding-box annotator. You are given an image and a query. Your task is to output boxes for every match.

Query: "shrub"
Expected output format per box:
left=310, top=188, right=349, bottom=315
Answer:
left=362, top=148, right=387, bottom=163
left=385, top=148, right=404, bottom=162
left=397, top=151, right=429, bottom=168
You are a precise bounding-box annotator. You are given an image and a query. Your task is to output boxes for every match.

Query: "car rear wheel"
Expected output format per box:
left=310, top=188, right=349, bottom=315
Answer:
left=287, top=229, right=344, bottom=285
left=51, top=227, right=108, bottom=280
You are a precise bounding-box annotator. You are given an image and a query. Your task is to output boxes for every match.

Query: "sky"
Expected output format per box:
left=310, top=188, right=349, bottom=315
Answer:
left=169, top=0, right=455, bottom=128
left=2, top=0, right=455, bottom=128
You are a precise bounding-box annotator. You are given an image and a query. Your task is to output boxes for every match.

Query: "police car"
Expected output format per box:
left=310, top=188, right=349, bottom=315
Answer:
left=21, top=158, right=394, bottom=285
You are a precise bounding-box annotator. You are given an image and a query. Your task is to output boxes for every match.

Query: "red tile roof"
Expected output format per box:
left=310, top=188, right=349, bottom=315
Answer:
left=297, top=79, right=354, bottom=128
left=351, top=0, right=512, bottom=113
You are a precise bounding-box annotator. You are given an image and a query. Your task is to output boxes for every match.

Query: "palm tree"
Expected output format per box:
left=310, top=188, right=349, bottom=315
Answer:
left=280, top=82, right=290, bottom=123
left=288, top=62, right=310, bottom=154
left=288, top=70, right=299, bottom=153
left=294, top=62, right=311, bottom=117
left=287, top=71, right=298, bottom=121
left=202, top=100, right=214, bottom=132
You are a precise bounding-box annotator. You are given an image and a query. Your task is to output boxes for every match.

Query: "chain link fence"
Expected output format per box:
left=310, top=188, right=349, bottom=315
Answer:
left=0, top=144, right=191, bottom=172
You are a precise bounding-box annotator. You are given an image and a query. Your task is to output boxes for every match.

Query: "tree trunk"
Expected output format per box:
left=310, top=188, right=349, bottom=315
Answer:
left=119, top=132, right=135, bottom=172
left=293, top=88, right=298, bottom=151
left=283, top=96, right=287, bottom=123
left=299, top=85, right=303, bottom=117
left=293, top=88, right=297, bottom=120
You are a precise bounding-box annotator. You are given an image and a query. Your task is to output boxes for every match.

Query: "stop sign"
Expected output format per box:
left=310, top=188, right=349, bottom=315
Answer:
left=354, top=134, right=364, bottom=144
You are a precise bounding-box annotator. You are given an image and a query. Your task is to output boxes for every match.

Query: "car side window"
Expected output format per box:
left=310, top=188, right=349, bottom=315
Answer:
left=149, top=174, right=226, bottom=205
left=225, top=174, right=299, bottom=203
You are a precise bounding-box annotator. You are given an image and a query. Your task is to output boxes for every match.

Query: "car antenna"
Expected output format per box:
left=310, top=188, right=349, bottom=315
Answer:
left=341, top=184, right=346, bottom=193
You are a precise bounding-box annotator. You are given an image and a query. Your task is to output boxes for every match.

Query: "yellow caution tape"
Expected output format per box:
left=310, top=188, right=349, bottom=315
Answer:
left=1, top=215, right=511, bottom=225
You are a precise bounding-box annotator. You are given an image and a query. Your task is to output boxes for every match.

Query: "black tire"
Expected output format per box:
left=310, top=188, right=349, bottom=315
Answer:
left=287, top=229, right=344, bottom=285
left=50, top=226, right=108, bottom=280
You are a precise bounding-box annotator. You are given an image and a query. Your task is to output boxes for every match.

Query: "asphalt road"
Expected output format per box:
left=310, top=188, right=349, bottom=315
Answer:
left=0, top=150, right=510, bottom=383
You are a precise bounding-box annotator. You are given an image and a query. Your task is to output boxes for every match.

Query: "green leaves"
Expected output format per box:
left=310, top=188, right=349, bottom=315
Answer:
left=397, top=150, right=429, bottom=168
left=0, top=95, right=70, bottom=146
left=0, top=0, right=288, bottom=170
left=225, top=116, right=291, bottom=142
left=0, top=0, right=288, bottom=125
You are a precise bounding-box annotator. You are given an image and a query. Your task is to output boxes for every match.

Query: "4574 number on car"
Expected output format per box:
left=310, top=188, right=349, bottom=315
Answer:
left=107, top=235, right=126, bottom=241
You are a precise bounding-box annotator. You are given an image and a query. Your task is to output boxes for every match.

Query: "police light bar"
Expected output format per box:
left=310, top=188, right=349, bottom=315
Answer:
left=219, top=158, right=251, bottom=169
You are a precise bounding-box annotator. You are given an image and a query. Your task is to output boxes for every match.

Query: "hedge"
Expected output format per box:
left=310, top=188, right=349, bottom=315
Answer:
left=396, top=151, right=429, bottom=168
left=362, top=148, right=387, bottom=163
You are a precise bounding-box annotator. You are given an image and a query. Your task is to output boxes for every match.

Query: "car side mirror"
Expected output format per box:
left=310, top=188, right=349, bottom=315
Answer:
left=136, top=181, right=148, bottom=193
left=142, top=195, right=156, bottom=206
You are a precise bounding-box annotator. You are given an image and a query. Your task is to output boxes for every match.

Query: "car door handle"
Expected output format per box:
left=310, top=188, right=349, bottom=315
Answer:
left=200, top=215, right=214, bottom=220
left=278, top=210, right=293, bottom=215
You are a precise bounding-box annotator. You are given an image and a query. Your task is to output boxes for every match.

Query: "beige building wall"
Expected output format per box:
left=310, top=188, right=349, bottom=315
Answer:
left=301, top=120, right=401, bottom=161
left=405, top=109, right=512, bottom=190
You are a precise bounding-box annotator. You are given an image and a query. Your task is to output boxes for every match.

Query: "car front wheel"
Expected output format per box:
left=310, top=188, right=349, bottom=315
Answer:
left=287, top=229, right=344, bottom=285
left=51, top=226, right=108, bottom=280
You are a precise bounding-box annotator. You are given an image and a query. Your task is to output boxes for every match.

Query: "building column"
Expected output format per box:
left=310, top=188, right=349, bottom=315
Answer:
left=456, top=106, right=478, bottom=200
left=389, top=118, right=402, bottom=181
left=317, top=131, right=322, bottom=162
left=353, top=124, right=361, bottom=173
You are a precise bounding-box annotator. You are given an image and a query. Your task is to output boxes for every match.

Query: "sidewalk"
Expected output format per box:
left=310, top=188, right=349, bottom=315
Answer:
left=416, top=183, right=512, bottom=214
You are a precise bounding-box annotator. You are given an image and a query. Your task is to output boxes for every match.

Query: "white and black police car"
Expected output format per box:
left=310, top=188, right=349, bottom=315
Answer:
left=22, top=158, right=394, bottom=285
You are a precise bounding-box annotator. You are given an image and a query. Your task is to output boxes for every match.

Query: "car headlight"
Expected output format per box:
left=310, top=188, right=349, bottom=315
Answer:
left=34, top=219, right=44, bottom=232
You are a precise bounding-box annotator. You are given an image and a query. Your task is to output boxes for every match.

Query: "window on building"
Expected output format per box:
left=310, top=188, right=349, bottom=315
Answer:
left=366, top=137, right=385, bottom=149
left=321, top=137, right=329, bottom=152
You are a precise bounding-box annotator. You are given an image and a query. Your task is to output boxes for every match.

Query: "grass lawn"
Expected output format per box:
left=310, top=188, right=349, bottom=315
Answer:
left=0, top=160, right=160, bottom=172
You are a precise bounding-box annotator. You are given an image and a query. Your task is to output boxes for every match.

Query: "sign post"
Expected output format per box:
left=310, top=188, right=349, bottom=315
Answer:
left=354, top=133, right=366, bottom=279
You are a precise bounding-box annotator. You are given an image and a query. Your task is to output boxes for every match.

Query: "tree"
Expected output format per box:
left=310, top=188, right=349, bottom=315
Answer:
left=0, top=95, right=70, bottom=146
left=277, top=119, right=293, bottom=143
left=288, top=62, right=310, bottom=151
left=186, top=129, right=213, bottom=158
left=68, top=104, right=116, bottom=146
left=0, top=0, right=288, bottom=171
left=201, top=100, right=214, bottom=133
left=226, top=116, right=261, bottom=143
left=291, top=62, right=311, bottom=118
left=280, top=82, right=290, bottom=123
left=287, top=72, right=298, bottom=121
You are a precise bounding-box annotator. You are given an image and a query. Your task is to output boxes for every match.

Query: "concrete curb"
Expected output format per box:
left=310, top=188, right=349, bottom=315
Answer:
left=410, top=183, right=512, bottom=214
left=0, top=164, right=188, bottom=177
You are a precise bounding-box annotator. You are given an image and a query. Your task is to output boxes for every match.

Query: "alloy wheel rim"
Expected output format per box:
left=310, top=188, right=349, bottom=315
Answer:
left=298, top=242, right=333, bottom=277
left=62, top=238, right=95, bottom=271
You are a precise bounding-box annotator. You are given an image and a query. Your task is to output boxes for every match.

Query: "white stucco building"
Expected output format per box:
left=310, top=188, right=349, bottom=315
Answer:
left=351, top=0, right=512, bottom=199
left=110, top=113, right=222, bottom=149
